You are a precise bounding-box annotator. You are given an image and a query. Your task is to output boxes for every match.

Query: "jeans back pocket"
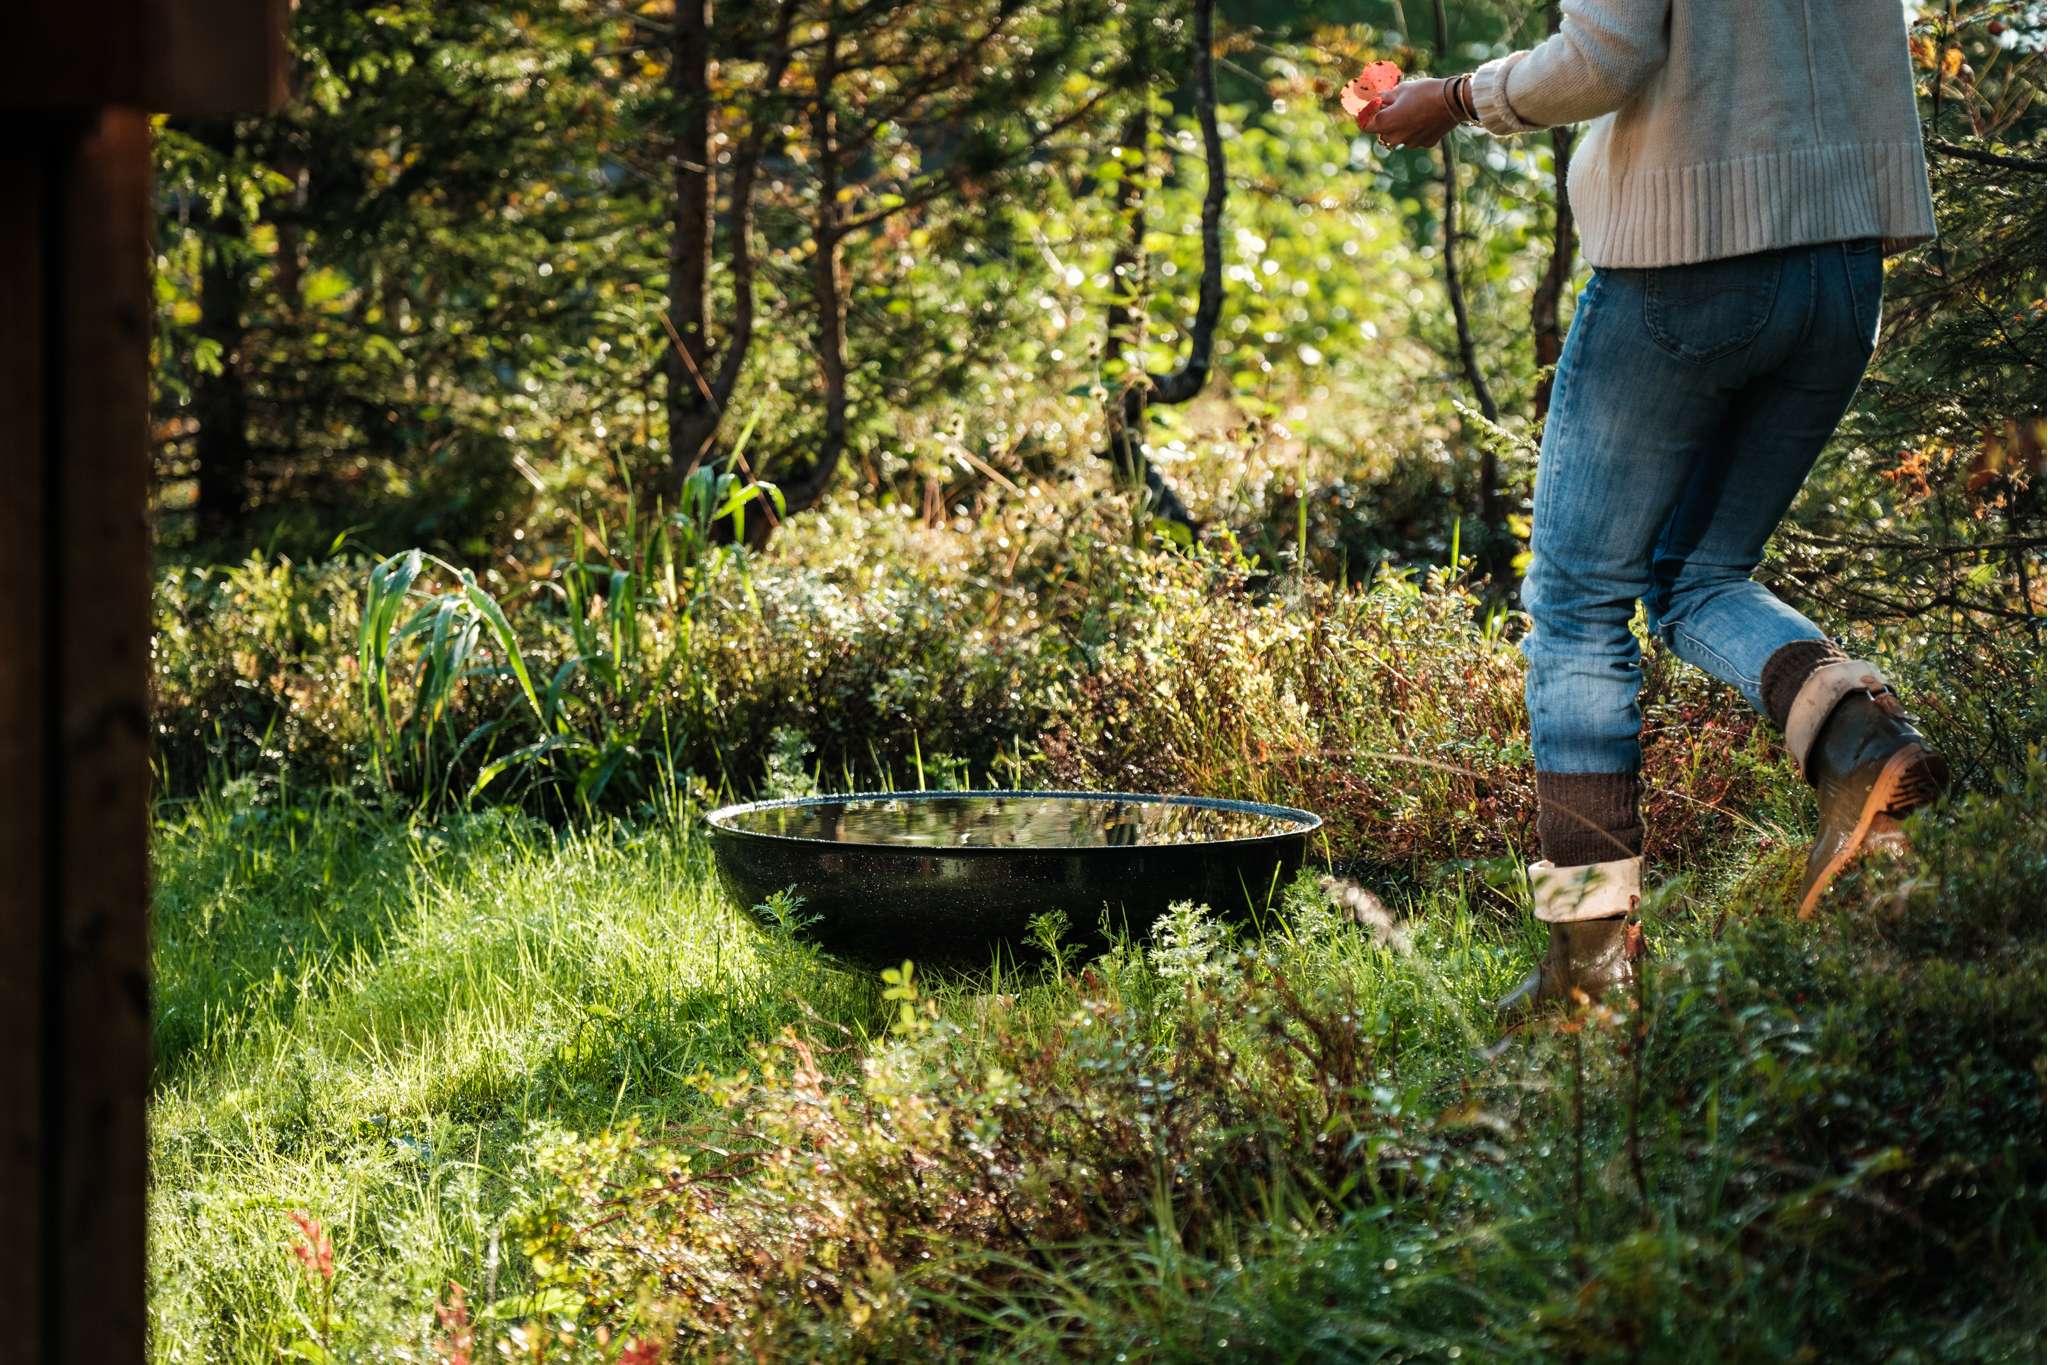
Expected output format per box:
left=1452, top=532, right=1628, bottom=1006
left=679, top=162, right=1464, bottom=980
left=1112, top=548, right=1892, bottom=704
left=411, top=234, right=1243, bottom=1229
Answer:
left=1643, top=253, right=1784, bottom=363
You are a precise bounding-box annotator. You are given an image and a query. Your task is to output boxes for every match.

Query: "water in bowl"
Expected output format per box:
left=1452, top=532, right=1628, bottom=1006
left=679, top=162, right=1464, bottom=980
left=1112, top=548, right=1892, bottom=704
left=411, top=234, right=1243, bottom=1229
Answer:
left=720, top=794, right=1303, bottom=849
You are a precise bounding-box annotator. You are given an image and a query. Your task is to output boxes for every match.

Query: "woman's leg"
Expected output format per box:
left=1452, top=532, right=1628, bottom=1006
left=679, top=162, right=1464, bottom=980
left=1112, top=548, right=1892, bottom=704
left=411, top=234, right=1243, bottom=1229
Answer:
left=1640, top=241, right=1948, bottom=913
left=1521, top=262, right=1781, bottom=865
left=1641, top=242, right=1885, bottom=719
left=1506, top=250, right=1802, bottom=1017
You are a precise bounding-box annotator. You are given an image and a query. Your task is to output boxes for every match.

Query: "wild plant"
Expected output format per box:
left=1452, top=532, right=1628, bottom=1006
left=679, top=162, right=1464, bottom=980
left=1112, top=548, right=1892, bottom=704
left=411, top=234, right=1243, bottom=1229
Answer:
left=352, top=449, right=788, bottom=812
left=356, top=548, right=542, bottom=804
left=284, top=1210, right=340, bottom=1359
left=152, top=554, right=371, bottom=792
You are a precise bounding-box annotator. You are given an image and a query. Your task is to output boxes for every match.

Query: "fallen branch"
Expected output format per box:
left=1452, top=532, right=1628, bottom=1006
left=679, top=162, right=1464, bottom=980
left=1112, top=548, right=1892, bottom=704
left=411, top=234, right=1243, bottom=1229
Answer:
left=1927, top=137, right=2045, bottom=172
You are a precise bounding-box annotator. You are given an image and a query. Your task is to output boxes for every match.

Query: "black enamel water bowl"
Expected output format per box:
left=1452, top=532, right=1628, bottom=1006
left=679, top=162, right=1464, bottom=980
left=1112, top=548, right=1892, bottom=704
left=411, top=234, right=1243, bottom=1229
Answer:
left=705, top=790, right=1322, bottom=971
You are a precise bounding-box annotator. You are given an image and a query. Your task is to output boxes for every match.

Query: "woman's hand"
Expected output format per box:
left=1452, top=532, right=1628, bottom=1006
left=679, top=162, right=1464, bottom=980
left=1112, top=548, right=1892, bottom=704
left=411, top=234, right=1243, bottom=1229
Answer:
left=1367, top=78, right=1461, bottom=150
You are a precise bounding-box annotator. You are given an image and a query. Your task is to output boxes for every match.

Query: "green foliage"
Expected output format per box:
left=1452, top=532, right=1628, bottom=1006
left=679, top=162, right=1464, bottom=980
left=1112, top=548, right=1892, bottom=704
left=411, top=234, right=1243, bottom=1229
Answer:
left=1772, top=3, right=2043, bottom=654
left=357, top=548, right=542, bottom=797
left=148, top=0, right=1565, bottom=572
left=154, top=0, right=620, bottom=556
left=152, top=554, right=373, bottom=794
left=154, top=494, right=1078, bottom=813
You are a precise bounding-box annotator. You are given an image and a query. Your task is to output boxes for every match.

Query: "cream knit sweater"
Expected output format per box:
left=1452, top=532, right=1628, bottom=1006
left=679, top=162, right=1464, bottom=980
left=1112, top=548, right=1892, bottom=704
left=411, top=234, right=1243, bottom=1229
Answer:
left=1469, top=0, right=1937, bottom=267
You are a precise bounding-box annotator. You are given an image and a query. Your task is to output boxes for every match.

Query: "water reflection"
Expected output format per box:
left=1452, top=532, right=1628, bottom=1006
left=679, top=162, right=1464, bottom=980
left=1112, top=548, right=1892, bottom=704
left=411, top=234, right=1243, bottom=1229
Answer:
left=722, top=795, right=1306, bottom=848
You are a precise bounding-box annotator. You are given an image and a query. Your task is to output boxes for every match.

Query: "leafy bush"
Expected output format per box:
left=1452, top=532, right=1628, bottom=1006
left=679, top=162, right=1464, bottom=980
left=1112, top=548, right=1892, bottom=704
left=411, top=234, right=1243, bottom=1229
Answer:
left=153, top=513, right=1073, bottom=812
left=153, top=555, right=373, bottom=794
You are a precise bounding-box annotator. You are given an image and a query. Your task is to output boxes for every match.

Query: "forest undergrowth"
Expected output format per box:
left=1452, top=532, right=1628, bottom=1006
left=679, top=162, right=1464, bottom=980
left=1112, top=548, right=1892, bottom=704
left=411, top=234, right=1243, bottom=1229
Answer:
left=150, top=729, right=2045, bottom=1363
left=148, top=488, right=2045, bottom=1359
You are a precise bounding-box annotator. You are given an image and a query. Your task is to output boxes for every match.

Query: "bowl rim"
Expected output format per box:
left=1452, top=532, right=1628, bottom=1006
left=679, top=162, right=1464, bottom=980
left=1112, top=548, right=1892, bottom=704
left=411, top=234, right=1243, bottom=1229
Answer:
left=705, top=788, right=1322, bottom=854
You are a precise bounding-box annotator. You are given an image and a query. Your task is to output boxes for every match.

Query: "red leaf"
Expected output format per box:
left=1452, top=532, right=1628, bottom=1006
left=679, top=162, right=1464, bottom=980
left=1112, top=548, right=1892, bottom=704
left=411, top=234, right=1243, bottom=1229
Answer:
left=1338, top=61, right=1402, bottom=130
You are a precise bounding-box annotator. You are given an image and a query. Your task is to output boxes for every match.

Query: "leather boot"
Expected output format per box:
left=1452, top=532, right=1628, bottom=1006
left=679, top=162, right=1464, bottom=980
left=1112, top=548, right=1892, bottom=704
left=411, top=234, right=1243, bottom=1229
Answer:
left=1496, top=856, right=1644, bottom=1023
left=1787, top=662, right=1950, bottom=916
left=1496, top=916, right=1639, bottom=1020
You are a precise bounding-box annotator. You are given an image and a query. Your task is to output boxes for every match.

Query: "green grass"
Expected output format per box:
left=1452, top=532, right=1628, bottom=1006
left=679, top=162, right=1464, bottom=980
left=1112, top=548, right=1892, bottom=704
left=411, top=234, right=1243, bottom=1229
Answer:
left=149, top=786, right=880, bottom=1359
left=150, top=762, right=2045, bottom=1361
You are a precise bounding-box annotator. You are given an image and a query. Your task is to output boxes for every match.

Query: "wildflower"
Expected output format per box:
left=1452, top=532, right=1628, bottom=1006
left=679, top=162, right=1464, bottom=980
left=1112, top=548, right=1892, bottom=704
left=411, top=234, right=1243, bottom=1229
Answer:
left=435, top=1282, right=475, bottom=1365
left=287, top=1210, right=334, bottom=1282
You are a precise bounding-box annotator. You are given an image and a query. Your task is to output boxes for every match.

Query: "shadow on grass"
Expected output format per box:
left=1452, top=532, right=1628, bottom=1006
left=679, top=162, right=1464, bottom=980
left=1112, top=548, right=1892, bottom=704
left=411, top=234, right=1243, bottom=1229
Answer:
left=152, top=786, right=437, bottom=1086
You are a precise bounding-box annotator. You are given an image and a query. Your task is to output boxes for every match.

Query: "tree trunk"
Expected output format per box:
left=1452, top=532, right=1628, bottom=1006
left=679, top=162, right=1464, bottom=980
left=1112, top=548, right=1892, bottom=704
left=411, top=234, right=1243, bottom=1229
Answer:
left=775, top=17, right=849, bottom=527
left=706, top=0, right=795, bottom=427
left=192, top=119, right=253, bottom=541
left=1096, top=0, right=1223, bottom=534
left=665, top=0, right=715, bottom=491
left=730, top=2, right=845, bottom=548
left=1432, top=0, right=1503, bottom=579
left=273, top=154, right=305, bottom=314
left=1148, top=0, right=1225, bottom=411
left=670, top=0, right=798, bottom=508
left=1530, top=2, right=1576, bottom=423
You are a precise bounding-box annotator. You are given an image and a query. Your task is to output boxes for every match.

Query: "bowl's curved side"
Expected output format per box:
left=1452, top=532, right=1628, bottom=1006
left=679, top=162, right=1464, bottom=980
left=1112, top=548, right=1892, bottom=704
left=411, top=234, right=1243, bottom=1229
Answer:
left=707, top=824, right=1311, bottom=970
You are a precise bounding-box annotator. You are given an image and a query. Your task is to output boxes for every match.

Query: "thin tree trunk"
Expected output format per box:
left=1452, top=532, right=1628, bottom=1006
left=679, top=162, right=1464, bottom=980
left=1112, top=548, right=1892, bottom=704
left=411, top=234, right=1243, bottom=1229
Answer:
left=273, top=156, right=305, bottom=315
left=762, top=5, right=848, bottom=536
left=1530, top=1, right=1576, bottom=423
left=706, top=0, right=796, bottom=412
left=1431, top=7, right=1496, bottom=431
left=666, top=0, right=714, bottom=492
left=195, top=231, right=253, bottom=539
left=1148, top=0, right=1225, bottom=409
left=192, top=119, right=253, bottom=541
left=1433, top=0, right=1502, bottom=578
left=672, top=0, right=797, bottom=499
left=1097, top=0, right=1223, bottom=533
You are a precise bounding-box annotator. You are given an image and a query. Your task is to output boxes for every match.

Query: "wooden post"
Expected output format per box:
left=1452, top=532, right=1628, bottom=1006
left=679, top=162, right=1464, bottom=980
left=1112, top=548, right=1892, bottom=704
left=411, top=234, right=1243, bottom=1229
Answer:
left=0, top=5, right=283, bottom=1362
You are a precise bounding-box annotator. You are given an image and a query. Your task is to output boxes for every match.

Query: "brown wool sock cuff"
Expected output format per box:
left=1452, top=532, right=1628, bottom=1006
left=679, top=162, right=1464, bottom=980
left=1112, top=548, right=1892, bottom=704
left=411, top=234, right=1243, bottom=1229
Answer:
left=1760, top=638, right=1848, bottom=732
left=1535, top=771, right=1644, bottom=869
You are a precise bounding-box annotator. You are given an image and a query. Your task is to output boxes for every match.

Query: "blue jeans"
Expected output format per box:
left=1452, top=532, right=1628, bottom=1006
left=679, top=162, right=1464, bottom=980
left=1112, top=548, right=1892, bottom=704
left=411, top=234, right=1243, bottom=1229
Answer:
left=1522, top=239, right=1883, bottom=776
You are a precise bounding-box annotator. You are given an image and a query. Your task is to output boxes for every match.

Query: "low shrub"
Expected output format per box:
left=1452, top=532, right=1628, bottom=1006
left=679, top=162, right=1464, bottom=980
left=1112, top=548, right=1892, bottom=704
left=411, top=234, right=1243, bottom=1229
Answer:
left=510, top=893, right=1470, bottom=1359
left=1039, top=554, right=1780, bottom=880
left=153, top=555, right=373, bottom=794
left=152, top=532, right=1069, bottom=812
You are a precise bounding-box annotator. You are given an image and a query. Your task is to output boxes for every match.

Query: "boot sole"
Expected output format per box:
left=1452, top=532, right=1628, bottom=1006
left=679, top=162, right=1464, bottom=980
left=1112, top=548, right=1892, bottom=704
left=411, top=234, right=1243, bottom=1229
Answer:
left=1796, top=744, right=1949, bottom=918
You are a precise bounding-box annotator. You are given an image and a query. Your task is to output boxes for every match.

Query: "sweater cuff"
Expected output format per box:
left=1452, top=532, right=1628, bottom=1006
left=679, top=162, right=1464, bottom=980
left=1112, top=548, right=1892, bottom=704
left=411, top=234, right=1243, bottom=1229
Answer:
left=1470, top=54, right=1542, bottom=136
